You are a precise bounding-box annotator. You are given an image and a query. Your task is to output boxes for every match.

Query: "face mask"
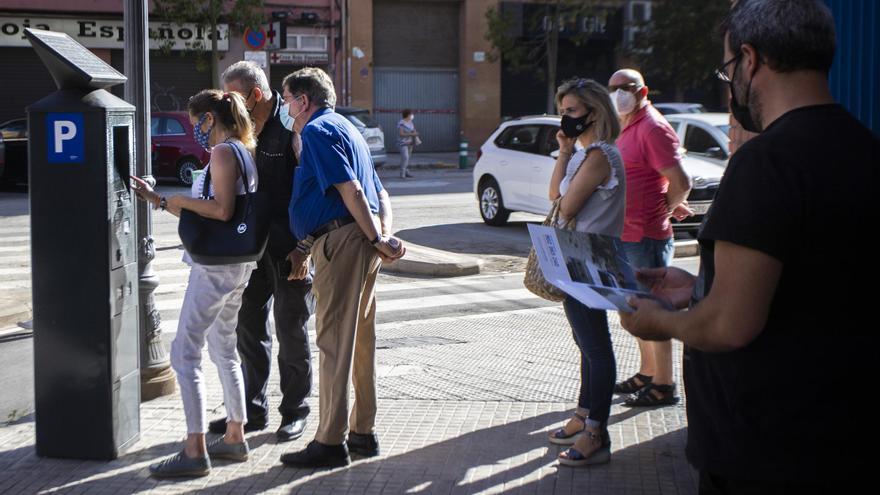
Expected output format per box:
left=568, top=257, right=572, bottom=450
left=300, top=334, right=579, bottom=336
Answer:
left=727, top=58, right=761, bottom=133
left=560, top=113, right=593, bottom=138
left=280, top=103, right=294, bottom=131
left=193, top=113, right=213, bottom=150
left=287, top=95, right=307, bottom=128
left=612, top=89, right=637, bottom=115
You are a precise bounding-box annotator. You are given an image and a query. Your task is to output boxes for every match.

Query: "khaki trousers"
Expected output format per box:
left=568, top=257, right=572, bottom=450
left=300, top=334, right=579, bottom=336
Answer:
left=311, top=222, right=381, bottom=445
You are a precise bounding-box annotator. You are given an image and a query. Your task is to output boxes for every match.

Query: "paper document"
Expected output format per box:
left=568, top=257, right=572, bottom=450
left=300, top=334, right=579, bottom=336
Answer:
left=527, top=224, right=665, bottom=312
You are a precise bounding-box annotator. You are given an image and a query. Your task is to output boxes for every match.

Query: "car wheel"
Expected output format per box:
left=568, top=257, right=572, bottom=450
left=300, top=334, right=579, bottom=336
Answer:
left=177, top=158, right=200, bottom=186
left=479, top=178, right=511, bottom=226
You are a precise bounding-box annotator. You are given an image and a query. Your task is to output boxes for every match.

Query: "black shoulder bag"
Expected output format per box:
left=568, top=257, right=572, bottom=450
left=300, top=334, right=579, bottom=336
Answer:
left=178, top=141, right=271, bottom=265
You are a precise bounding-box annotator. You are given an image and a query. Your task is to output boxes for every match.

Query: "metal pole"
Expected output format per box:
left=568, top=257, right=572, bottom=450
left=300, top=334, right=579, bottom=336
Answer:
left=123, top=0, right=175, bottom=401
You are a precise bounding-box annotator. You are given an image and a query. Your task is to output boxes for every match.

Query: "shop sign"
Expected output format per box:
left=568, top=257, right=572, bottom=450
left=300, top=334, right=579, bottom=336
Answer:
left=0, top=16, right=229, bottom=51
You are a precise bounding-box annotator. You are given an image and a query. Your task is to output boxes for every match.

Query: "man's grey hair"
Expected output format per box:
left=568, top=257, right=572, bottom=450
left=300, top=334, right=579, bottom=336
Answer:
left=221, top=61, right=271, bottom=94
left=722, top=0, right=836, bottom=73
left=282, top=67, right=337, bottom=109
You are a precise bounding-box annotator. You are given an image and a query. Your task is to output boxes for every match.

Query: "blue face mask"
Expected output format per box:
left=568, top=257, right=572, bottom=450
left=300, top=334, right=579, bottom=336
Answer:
left=193, top=113, right=213, bottom=150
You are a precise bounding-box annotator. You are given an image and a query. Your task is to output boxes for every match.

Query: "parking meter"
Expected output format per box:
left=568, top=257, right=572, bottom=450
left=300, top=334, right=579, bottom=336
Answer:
left=25, top=28, right=140, bottom=460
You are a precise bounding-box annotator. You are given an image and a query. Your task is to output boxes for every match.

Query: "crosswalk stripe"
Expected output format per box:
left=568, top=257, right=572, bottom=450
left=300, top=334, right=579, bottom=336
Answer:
left=153, top=286, right=536, bottom=314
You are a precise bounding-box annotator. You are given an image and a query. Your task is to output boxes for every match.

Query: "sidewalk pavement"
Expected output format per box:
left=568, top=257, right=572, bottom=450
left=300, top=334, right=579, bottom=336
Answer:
left=0, top=307, right=695, bottom=494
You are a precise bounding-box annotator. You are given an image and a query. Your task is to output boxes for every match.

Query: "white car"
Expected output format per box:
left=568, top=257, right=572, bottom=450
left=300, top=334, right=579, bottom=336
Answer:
left=664, top=112, right=731, bottom=167
left=336, top=106, right=387, bottom=166
left=473, top=115, right=724, bottom=235
left=654, top=102, right=707, bottom=115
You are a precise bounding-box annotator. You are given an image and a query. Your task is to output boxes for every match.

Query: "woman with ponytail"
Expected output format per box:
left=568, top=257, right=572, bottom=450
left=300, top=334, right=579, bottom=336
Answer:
left=131, top=89, right=260, bottom=478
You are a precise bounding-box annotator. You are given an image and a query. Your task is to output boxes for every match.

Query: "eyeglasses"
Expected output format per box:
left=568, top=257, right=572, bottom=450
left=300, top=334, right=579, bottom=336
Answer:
left=282, top=93, right=303, bottom=104
left=715, top=55, right=741, bottom=83
left=607, top=82, right=642, bottom=93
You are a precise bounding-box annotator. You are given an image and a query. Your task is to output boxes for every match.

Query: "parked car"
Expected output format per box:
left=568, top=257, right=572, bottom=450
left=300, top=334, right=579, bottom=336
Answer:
left=336, top=106, right=386, bottom=166
left=472, top=115, right=724, bottom=236
left=664, top=112, right=731, bottom=166
left=654, top=103, right=707, bottom=115
left=151, top=112, right=210, bottom=186
left=0, top=118, right=28, bottom=185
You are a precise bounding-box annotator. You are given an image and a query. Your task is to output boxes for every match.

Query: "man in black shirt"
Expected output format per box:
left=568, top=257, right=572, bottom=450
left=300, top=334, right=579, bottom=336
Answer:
left=207, top=61, right=315, bottom=442
left=620, top=0, right=878, bottom=491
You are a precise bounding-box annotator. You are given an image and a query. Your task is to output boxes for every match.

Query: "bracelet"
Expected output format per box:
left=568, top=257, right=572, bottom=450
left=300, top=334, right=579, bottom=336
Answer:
left=370, top=234, right=382, bottom=246
left=558, top=150, right=573, bottom=157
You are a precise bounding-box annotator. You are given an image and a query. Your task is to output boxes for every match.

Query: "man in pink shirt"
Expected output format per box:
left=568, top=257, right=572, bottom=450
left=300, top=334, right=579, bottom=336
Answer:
left=608, top=69, right=692, bottom=407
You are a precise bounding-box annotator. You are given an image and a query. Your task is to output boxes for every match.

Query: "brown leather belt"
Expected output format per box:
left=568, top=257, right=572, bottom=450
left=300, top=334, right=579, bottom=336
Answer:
left=308, top=215, right=355, bottom=241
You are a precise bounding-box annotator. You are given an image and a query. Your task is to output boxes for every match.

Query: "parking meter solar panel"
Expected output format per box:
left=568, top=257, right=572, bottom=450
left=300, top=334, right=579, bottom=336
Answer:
left=24, top=28, right=126, bottom=90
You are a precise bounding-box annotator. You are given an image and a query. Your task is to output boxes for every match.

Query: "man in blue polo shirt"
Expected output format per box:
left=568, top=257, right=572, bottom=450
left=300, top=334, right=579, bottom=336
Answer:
left=278, top=67, right=405, bottom=469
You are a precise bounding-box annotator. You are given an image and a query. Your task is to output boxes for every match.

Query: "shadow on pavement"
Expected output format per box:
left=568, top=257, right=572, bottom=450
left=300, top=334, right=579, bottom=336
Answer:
left=168, top=411, right=693, bottom=494
left=395, top=221, right=535, bottom=259
left=0, top=410, right=694, bottom=494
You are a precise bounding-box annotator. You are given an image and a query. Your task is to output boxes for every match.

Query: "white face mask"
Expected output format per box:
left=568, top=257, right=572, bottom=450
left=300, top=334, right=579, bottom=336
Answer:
left=280, top=103, right=294, bottom=131
left=612, top=89, right=638, bottom=115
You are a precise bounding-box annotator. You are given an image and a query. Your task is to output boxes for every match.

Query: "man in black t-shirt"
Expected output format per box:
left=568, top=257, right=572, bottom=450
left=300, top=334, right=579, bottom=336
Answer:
left=620, top=1, right=879, bottom=492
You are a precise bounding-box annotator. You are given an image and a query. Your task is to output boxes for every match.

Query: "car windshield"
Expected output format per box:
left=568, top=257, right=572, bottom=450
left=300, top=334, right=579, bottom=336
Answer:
left=345, top=112, right=378, bottom=128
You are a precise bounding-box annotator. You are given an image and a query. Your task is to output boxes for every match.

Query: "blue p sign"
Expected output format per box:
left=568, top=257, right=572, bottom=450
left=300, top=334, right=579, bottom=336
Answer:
left=46, top=113, right=85, bottom=163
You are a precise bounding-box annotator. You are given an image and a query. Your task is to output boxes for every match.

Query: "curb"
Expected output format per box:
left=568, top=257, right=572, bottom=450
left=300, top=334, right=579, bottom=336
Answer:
left=380, top=162, right=463, bottom=171
left=383, top=243, right=483, bottom=278
left=673, top=240, right=700, bottom=258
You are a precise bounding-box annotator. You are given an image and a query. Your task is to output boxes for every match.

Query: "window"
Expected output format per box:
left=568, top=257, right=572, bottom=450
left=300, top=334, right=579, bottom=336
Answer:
left=630, top=1, right=651, bottom=22
left=151, top=117, right=162, bottom=136
left=165, top=118, right=185, bottom=135
left=541, top=125, right=560, bottom=156
left=496, top=125, right=542, bottom=155
left=285, top=34, right=328, bottom=52
left=684, top=125, right=721, bottom=155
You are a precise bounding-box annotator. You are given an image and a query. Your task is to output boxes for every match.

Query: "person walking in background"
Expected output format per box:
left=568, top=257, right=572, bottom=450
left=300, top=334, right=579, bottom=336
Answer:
left=206, top=61, right=316, bottom=444
left=545, top=78, right=626, bottom=467
left=397, top=109, right=419, bottom=179
left=132, top=90, right=259, bottom=477
left=620, top=0, right=878, bottom=491
left=277, top=68, right=405, bottom=469
left=607, top=68, right=692, bottom=408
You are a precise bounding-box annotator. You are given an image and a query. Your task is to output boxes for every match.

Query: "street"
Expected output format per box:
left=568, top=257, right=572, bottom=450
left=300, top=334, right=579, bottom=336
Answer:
left=0, top=168, right=699, bottom=493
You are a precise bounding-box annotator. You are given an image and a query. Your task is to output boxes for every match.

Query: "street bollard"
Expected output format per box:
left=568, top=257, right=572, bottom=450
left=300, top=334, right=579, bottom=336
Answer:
left=459, top=135, right=469, bottom=169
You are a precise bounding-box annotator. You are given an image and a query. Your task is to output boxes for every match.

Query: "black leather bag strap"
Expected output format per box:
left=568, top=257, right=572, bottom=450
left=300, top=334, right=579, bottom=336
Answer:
left=200, top=140, right=254, bottom=219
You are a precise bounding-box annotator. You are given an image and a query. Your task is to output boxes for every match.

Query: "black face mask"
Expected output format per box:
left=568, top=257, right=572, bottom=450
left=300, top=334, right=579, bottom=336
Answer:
left=728, top=58, right=761, bottom=133
left=560, top=113, right=593, bottom=138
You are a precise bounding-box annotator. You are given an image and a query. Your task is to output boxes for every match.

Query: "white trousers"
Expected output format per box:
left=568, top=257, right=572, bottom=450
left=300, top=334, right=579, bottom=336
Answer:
left=171, top=261, right=255, bottom=434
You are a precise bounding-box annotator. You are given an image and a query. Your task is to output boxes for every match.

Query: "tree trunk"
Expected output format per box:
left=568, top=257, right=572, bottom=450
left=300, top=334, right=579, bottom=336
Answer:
left=211, top=17, right=220, bottom=88
left=546, top=2, right=560, bottom=114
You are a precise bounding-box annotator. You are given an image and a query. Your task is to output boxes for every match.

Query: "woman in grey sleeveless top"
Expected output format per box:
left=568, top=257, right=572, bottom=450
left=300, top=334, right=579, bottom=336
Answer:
left=544, top=78, right=626, bottom=468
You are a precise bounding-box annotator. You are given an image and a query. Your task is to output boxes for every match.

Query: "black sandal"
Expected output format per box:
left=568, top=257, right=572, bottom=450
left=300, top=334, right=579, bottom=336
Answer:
left=623, top=383, right=680, bottom=408
left=548, top=412, right=586, bottom=445
left=613, top=373, right=653, bottom=394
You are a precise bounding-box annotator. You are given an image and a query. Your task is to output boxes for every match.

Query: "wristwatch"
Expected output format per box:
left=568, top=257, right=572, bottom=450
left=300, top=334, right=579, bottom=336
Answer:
left=370, top=234, right=382, bottom=246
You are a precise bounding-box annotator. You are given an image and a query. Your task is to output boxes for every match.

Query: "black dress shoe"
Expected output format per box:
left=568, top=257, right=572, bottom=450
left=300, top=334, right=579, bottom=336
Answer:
left=280, top=440, right=350, bottom=469
left=276, top=417, right=307, bottom=442
left=208, top=417, right=268, bottom=435
left=347, top=432, right=380, bottom=457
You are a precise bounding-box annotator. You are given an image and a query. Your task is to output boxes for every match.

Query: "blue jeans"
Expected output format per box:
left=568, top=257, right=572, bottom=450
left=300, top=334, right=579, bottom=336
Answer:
left=563, top=296, right=616, bottom=425
left=623, top=238, right=674, bottom=291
